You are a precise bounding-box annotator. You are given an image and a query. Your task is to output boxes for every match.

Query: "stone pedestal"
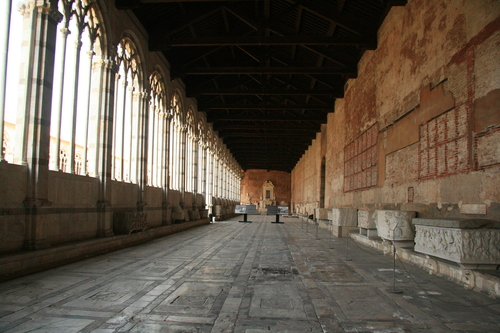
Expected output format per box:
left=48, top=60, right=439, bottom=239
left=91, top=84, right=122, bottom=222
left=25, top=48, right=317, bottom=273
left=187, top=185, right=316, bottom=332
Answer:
left=314, top=208, right=330, bottom=229
left=374, top=210, right=416, bottom=247
left=214, top=205, right=222, bottom=219
left=414, top=218, right=500, bottom=269
left=329, top=208, right=358, bottom=238
left=358, top=210, right=377, bottom=238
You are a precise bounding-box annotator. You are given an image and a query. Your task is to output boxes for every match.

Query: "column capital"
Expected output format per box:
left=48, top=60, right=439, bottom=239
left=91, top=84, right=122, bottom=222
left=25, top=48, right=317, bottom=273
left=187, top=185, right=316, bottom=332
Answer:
left=19, top=1, right=63, bottom=23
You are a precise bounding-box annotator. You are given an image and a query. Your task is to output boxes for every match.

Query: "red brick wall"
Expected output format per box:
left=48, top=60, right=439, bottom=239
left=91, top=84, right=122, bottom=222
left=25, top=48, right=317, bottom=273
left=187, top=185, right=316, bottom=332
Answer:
left=240, top=169, right=291, bottom=206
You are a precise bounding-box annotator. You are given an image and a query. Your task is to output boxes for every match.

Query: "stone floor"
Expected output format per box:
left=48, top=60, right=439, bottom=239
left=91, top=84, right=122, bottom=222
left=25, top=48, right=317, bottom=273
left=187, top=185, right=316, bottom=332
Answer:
left=0, top=215, right=499, bottom=332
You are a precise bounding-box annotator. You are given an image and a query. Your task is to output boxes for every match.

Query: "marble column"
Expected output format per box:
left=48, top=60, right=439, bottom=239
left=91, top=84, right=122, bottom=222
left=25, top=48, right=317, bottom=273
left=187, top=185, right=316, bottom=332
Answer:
left=95, top=57, right=117, bottom=237
left=15, top=1, right=62, bottom=250
left=0, top=0, right=12, bottom=162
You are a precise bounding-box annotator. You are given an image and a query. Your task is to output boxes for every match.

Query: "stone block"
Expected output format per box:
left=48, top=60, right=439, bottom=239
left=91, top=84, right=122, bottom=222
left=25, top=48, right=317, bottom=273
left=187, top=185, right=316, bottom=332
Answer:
left=314, top=208, right=329, bottom=220
left=460, top=203, right=487, bottom=215
left=331, top=225, right=359, bottom=238
left=413, top=218, right=500, bottom=268
left=330, top=208, right=358, bottom=227
left=374, top=210, right=416, bottom=244
left=358, top=210, right=376, bottom=229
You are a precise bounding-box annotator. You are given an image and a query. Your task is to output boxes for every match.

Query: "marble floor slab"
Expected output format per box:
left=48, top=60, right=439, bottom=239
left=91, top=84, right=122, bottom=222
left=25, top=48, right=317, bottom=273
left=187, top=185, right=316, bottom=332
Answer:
left=0, top=215, right=499, bottom=332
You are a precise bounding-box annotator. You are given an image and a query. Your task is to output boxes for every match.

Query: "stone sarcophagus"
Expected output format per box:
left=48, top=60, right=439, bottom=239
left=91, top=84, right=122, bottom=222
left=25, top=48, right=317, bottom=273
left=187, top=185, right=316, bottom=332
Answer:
left=374, top=210, right=416, bottom=247
left=328, top=208, right=358, bottom=238
left=413, top=218, right=500, bottom=269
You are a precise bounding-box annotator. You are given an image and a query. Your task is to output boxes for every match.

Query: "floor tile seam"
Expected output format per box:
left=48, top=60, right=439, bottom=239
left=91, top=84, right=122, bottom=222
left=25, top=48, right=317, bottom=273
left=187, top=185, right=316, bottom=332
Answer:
left=0, top=302, right=59, bottom=333
left=177, top=221, right=260, bottom=279
left=137, top=222, right=242, bottom=261
left=232, top=221, right=270, bottom=321
left=306, top=229, right=500, bottom=313
left=109, top=222, right=236, bottom=263
left=0, top=224, right=247, bottom=326
left=9, top=243, right=208, bottom=308
left=278, top=223, right=343, bottom=325
left=226, top=221, right=265, bottom=279
left=284, top=221, right=420, bottom=330
left=139, top=221, right=263, bottom=318
left=339, top=260, right=455, bottom=331
left=207, top=221, right=265, bottom=327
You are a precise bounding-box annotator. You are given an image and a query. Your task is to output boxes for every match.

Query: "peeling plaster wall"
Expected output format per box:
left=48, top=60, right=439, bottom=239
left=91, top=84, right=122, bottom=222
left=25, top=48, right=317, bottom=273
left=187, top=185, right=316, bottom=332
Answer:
left=291, top=0, right=500, bottom=220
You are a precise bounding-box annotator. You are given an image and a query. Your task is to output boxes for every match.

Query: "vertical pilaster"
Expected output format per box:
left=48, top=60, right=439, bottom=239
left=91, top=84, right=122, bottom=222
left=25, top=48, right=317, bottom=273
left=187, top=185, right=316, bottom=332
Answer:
left=96, top=57, right=117, bottom=237
left=15, top=1, right=62, bottom=250
left=137, top=90, right=149, bottom=210
left=179, top=126, right=187, bottom=204
left=200, top=146, right=207, bottom=199
left=214, top=156, right=219, bottom=198
left=207, top=151, right=214, bottom=211
left=162, top=115, right=171, bottom=224
left=0, top=0, right=12, bottom=162
left=192, top=137, right=199, bottom=195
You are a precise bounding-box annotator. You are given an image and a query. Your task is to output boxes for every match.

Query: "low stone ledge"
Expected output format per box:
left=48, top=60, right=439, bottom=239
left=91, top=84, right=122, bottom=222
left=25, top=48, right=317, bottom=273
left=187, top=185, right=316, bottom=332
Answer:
left=374, top=210, right=416, bottom=247
left=413, top=218, right=500, bottom=269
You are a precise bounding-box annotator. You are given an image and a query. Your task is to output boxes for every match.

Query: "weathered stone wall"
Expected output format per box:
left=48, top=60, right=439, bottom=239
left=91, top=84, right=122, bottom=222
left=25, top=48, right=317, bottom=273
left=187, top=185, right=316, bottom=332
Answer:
left=240, top=169, right=291, bottom=207
left=292, top=132, right=323, bottom=215
left=292, top=0, right=500, bottom=220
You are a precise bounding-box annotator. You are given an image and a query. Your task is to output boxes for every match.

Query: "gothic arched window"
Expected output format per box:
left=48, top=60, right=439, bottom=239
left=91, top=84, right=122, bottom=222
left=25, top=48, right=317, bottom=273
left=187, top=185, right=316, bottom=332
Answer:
left=147, top=71, right=167, bottom=187
left=49, top=0, right=103, bottom=175
left=112, top=38, right=142, bottom=183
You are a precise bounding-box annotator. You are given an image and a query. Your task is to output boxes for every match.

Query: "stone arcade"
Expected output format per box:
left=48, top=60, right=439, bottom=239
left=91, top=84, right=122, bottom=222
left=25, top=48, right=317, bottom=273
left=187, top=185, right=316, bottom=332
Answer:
left=0, top=0, right=499, bottom=300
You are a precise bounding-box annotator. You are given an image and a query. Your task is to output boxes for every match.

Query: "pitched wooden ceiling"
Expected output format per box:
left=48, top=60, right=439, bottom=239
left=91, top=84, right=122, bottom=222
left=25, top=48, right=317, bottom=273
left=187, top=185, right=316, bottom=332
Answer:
left=115, top=0, right=407, bottom=172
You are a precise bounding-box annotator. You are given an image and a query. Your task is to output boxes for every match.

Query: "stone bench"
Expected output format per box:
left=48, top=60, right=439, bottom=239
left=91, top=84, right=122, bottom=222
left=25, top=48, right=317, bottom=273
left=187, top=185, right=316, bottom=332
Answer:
left=328, top=208, right=358, bottom=238
left=358, top=210, right=377, bottom=238
left=413, top=218, right=500, bottom=269
left=374, top=210, right=416, bottom=247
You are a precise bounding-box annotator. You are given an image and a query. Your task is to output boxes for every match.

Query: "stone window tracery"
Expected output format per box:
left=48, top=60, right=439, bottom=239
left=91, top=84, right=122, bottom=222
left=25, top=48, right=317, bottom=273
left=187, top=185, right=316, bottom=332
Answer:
left=49, top=0, right=102, bottom=175
left=185, top=107, right=196, bottom=193
left=147, top=71, right=167, bottom=187
left=112, top=38, right=142, bottom=183
left=169, top=92, right=182, bottom=190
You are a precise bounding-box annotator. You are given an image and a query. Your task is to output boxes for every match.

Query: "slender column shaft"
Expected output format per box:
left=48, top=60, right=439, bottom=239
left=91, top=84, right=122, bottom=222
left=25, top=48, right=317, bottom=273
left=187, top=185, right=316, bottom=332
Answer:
left=69, top=38, right=83, bottom=174
left=0, top=0, right=13, bottom=162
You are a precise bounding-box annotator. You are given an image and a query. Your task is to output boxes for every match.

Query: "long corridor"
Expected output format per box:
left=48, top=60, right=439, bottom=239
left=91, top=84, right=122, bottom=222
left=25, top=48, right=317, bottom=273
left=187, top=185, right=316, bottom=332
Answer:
left=0, top=216, right=499, bottom=332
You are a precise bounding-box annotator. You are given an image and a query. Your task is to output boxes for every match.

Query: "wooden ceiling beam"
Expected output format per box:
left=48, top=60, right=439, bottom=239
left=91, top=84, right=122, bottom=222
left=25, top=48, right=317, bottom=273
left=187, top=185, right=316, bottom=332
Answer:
left=187, top=88, right=342, bottom=98
left=176, top=66, right=355, bottom=76
left=151, top=35, right=375, bottom=50
left=202, top=103, right=333, bottom=110
left=214, top=123, right=320, bottom=130
left=207, top=114, right=328, bottom=122
left=117, top=0, right=245, bottom=7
